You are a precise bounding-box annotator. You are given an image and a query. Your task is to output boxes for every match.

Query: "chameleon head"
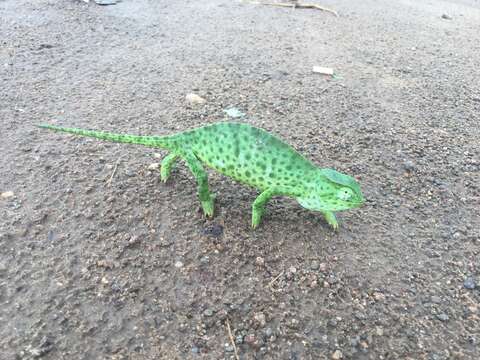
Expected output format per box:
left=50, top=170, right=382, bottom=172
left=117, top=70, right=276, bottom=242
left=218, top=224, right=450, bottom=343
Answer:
left=297, top=168, right=364, bottom=212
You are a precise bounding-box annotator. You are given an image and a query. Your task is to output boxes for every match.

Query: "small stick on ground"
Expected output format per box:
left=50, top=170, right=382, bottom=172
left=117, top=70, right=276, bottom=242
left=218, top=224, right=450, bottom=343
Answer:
left=225, top=318, right=239, bottom=360
left=268, top=270, right=285, bottom=290
left=245, top=1, right=338, bottom=17
left=106, top=158, right=121, bottom=186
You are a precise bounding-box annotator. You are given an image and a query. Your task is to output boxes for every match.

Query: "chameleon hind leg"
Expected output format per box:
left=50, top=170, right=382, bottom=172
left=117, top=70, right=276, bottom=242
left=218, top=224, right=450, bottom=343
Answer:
left=251, top=188, right=277, bottom=229
left=182, top=152, right=215, bottom=217
left=160, top=153, right=179, bottom=182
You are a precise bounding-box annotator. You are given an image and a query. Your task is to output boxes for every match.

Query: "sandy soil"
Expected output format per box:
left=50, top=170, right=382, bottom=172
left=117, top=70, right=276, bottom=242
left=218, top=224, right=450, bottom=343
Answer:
left=1, top=0, right=479, bottom=359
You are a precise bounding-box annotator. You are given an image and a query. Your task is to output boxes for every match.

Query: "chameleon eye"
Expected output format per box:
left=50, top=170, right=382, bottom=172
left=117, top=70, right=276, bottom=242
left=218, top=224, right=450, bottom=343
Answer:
left=337, top=188, right=353, bottom=201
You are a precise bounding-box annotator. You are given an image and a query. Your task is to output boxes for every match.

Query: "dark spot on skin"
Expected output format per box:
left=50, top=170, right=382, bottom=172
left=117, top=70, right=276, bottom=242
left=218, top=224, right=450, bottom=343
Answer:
left=271, top=158, right=277, bottom=165
left=245, top=171, right=251, bottom=178
left=245, top=153, right=251, bottom=160
left=285, top=165, right=292, bottom=171
left=257, top=162, right=266, bottom=171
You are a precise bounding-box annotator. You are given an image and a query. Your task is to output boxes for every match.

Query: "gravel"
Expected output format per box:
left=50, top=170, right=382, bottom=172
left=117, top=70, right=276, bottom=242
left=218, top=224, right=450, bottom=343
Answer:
left=1, top=0, right=479, bottom=359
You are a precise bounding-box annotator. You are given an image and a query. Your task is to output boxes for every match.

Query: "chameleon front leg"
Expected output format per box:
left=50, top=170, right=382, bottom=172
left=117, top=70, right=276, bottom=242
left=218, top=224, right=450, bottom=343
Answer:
left=321, top=211, right=338, bottom=231
left=251, top=188, right=277, bottom=229
left=182, top=152, right=215, bottom=217
left=160, top=153, right=179, bottom=182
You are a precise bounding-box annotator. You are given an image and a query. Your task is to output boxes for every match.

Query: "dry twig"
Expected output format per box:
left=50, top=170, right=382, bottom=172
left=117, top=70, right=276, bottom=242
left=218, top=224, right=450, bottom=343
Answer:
left=245, top=1, right=338, bottom=17
left=106, top=158, right=121, bottom=186
left=225, top=318, right=240, bottom=360
left=268, top=270, right=285, bottom=291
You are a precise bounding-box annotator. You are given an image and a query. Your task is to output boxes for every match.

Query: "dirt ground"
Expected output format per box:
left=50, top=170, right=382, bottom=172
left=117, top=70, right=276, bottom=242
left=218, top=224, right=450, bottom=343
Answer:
left=1, top=0, right=479, bottom=359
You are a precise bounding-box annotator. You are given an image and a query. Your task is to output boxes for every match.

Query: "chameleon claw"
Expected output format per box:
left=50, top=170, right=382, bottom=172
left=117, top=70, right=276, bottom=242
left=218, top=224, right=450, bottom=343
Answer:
left=201, top=198, right=215, bottom=218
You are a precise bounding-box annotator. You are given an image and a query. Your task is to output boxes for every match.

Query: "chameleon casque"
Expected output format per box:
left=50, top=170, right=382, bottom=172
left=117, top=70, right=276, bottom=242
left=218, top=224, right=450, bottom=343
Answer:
left=38, top=122, right=364, bottom=229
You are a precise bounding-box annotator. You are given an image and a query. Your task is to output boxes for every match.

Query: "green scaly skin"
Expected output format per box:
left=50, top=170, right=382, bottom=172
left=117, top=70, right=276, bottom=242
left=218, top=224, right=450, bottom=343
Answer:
left=37, top=122, right=365, bottom=229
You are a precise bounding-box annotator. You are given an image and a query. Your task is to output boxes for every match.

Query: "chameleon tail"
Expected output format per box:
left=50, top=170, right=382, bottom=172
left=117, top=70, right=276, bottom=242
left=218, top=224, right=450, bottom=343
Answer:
left=37, top=124, right=173, bottom=149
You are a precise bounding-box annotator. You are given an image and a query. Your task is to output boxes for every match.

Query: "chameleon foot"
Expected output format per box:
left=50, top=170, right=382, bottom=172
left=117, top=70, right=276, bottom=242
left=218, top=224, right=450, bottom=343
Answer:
left=322, top=211, right=339, bottom=231
left=160, top=153, right=179, bottom=182
left=201, top=197, right=215, bottom=218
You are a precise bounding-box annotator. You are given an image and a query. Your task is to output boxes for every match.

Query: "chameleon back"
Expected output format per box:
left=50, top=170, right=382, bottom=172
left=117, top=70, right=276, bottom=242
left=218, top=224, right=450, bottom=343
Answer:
left=179, top=122, right=317, bottom=190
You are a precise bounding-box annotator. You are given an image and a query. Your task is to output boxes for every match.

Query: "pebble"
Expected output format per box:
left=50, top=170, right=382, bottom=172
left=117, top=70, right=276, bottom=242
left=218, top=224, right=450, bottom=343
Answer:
left=441, top=13, right=452, bottom=20
left=332, top=350, right=343, bottom=359
left=319, top=263, right=327, bottom=272
left=373, top=292, right=386, bottom=301
left=310, top=260, right=320, bottom=270
left=464, top=277, right=476, bottom=289
left=147, top=163, right=160, bottom=171
left=235, top=335, right=244, bottom=345
left=254, top=312, right=266, bottom=326
left=224, top=344, right=234, bottom=352
left=402, top=160, right=416, bottom=172
left=186, top=93, right=206, bottom=105
left=436, top=313, right=449, bottom=322
left=245, top=334, right=256, bottom=344
left=264, top=327, right=273, bottom=337
left=255, top=256, right=265, bottom=267
left=174, top=261, right=184, bottom=268
left=431, top=295, right=442, bottom=304
left=203, top=309, right=214, bottom=317
left=191, top=346, right=200, bottom=354
left=1, top=191, right=14, bottom=199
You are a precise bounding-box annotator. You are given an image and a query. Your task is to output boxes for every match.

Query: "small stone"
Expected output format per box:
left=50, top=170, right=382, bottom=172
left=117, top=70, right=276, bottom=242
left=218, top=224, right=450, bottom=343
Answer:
left=224, top=344, right=234, bottom=352
left=174, top=261, right=184, bottom=268
left=186, top=93, right=206, bottom=105
left=310, top=260, right=320, bottom=270
left=289, top=266, right=297, bottom=274
left=264, top=327, right=273, bottom=337
left=191, top=346, right=200, bottom=354
left=431, top=295, right=442, bottom=304
left=148, top=163, right=160, bottom=171
left=375, top=327, right=384, bottom=336
left=254, top=312, right=266, bottom=327
left=203, top=309, right=214, bottom=317
left=373, top=292, right=385, bottom=301
left=403, top=161, right=416, bottom=172
left=101, top=276, right=109, bottom=284
left=1, top=191, right=14, bottom=199
left=255, top=256, right=265, bottom=267
left=245, top=334, right=256, bottom=344
left=441, top=14, right=452, bottom=20
left=464, top=277, right=476, bottom=290
left=153, top=153, right=162, bottom=159
left=95, top=0, right=117, bottom=5
left=436, top=313, right=449, bottom=322
left=332, top=350, right=343, bottom=359
left=97, top=260, right=113, bottom=269
left=319, top=263, right=327, bottom=272
left=235, top=335, right=244, bottom=345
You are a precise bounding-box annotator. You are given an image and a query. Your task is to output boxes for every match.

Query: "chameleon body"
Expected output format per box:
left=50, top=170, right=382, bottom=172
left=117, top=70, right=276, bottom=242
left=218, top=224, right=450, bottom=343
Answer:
left=38, top=122, right=364, bottom=229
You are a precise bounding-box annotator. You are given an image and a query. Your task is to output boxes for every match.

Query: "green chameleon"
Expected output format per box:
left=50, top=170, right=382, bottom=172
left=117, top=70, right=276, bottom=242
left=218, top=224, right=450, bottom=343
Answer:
left=38, top=122, right=364, bottom=229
